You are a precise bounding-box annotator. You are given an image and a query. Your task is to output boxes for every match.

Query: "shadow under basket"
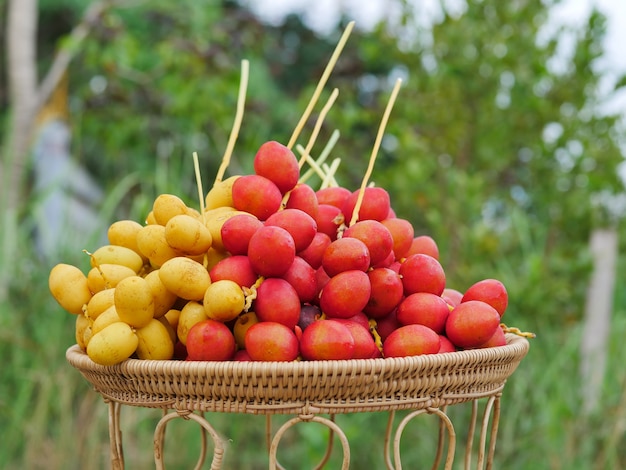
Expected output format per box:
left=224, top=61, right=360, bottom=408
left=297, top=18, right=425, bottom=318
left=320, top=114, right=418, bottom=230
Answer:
left=66, top=333, right=530, bottom=469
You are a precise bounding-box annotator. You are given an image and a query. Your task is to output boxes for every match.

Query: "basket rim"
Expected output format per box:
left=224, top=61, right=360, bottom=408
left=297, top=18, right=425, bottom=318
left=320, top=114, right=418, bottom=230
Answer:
left=66, top=333, right=529, bottom=376
left=66, top=334, right=530, bottom=414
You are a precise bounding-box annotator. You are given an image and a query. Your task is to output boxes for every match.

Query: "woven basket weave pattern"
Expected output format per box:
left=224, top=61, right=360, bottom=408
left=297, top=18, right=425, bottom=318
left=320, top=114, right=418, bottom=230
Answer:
left=67, top=334, right=528, bottom=415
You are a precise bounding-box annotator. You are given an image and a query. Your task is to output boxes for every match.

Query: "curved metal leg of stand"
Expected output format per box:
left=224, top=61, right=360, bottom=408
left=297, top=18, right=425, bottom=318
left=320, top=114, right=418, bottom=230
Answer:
left=383, top=410, right=396, bottom=470
left=464, top=400, right=479, bottom=470
left=433, top=405, right=449, bottom=469
left=462, top=396, right=501, bottom=470
left=107, top=400, right=124, bottom=470
left=156, top=409, right=209, bottom=469
left=153, top=411, right=226, bottom=470
left=104, top=398, right=502, bottom=469
left=269, top=414, right=350, bottom=470
left=392, top=407, right=456, bottom=470
left=312, top=414, right=336, bottom=470
left=479, top=395, right=500, bottom=470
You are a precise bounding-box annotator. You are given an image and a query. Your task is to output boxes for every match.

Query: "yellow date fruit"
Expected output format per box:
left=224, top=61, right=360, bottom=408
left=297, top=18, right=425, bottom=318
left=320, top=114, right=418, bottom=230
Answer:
left=114, top=276, right=155, bottom=328
left=152, top=193, right=189, bottom=226
left=144, top=269, right=178, bottom=318
left=165, top=214, right=213, bottom=256
left=90, top=244, right=145, bottom=273
left=203, top=279, right=245, bottom=322
left=157, top=316, right=177, bottom=345
left=233, top=311, right=259, bottom=349
left=87, top=264, right=136, bottom=293
left=87, top=322, right=138, bottom=366
left=107, top=219, right=146, bottom=260
left=163, top=308, right=181, bottom=331
left=135, top=318, right=174, bottom=360
left=85, top=288, right=116, bottom=321
left=91, top=305, right=122, bottom=334
left=205, top=247, right=230, bottom=271
left=136, top=224, right=180, bottom=267
left=177, top=301, right=208, bottom=345
left=204, top=175, right=240, bottom=210
left=49, top=263, right=93, bottom=315
left=75, top=314, right=92, bottom=351
left=145, top=210, right=157, bottom=225
left=158, top=257, right=211, bottom=301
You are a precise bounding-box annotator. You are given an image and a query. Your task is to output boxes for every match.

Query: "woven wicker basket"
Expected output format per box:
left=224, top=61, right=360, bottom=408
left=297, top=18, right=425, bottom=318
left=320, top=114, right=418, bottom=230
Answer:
left=66, top=333, right=528, bottom=415
left=67, top=334, right=529, bottom=469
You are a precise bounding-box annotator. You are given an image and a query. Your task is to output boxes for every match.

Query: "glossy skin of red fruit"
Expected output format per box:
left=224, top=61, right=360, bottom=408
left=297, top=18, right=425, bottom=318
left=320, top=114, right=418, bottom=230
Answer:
left=438, top=335, right=457, bottom=353
left=343, top=312, right=371, bottom=331
left=406, top=235, right=440, bottom=260
left=232, top=174, right=283, bottom=221
left=186, top=319, right=236, bottom=361
left=286, top=183, right=319, bottom=219
left=319, top=270, right=371, bottom=319
left=281, top=256, right=317, bottom=303
left=316, top=187, right=352, bottom=208
left=476, top=325, right=507, bottom=348
left=380, top=217, right=414, bottom=260
left=298, top=232, right=331, bottom=270
left=442, top=288, right=463, bottom=308
left=265, top=208, right=318, bottom=252
left=244, top=321, right=300, bottom=361
left=316, top=204, right=344, bottom=241
left=363, top=267, right=404, bottom=319
left=322, top=237, right=371, bottom=277
left=342, top=187, right=391, bottom=223
left=209, top=255, right=258, bottom=288
left=461, top=278, right=508, bottom=317
left=233, top=349, right=253, bottom=361
left=247, top=225, right=296, bottom=277
left=396, top=292, right=450, bottom=334
left=445, top=300, right=501, bottom=349
left=399, top=253, right=446, bottom=296
left=313, top=266, right=331, bottom=302
left=220, top=214, right=263, bottom=256
left=343, top=220, right=394, bottom=267
left=382, top=324, right=440, bottom=358
left=372, top=249, right=395, bottom=269
left=331, top=319, right=381, bottom=359
left=254, top=277, right=301, bottom=330
left=253, top=141, right=300, bottom=194
left=299, top=319, right=355, bottom=361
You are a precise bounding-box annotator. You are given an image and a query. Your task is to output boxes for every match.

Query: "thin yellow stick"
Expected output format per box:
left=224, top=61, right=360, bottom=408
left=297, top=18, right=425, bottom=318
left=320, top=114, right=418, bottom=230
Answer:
left=215, top=59, right=250, bottom=184
left=193, top=152, right=206, bottom=222
left=296, top=145, right=328, bottom=182
left=349, top=78, right=403, bottom=227
left=297, top=129, right=340, bottom=184
left=321, top=158, right=341, bottom=189
left=297, top=88, right=339, bottom=169
left=287, top=21, right=355, bottom=149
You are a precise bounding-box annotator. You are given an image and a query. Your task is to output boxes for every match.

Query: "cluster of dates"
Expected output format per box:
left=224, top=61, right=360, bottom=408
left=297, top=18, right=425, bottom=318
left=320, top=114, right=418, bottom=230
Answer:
left=49, top=141, right=509, bottom=366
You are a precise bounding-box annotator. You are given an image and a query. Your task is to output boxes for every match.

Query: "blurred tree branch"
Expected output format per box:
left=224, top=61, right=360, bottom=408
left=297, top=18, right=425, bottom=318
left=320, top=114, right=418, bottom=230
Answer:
left=4, top=0, right=118, bottom=198
left=5, top=0, right=38, bottom=209
left=36, top=0, right=118, bottom=114
left=2, top=0, right=117, bottom=300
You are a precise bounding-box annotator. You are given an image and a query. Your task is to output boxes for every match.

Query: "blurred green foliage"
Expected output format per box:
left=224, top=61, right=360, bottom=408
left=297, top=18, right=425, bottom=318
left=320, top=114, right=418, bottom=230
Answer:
left=1, top=0, right=626, bottom=468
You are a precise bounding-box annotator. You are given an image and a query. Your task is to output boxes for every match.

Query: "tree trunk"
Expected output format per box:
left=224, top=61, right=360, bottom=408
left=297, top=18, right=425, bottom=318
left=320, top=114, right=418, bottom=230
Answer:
left=5, top=0, right=38, bottom=202
left=2, top=0, right=38, bottom=300
left=580, top=227, right=618, bottom=414
left=1, top=0, right=115, bottom=299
